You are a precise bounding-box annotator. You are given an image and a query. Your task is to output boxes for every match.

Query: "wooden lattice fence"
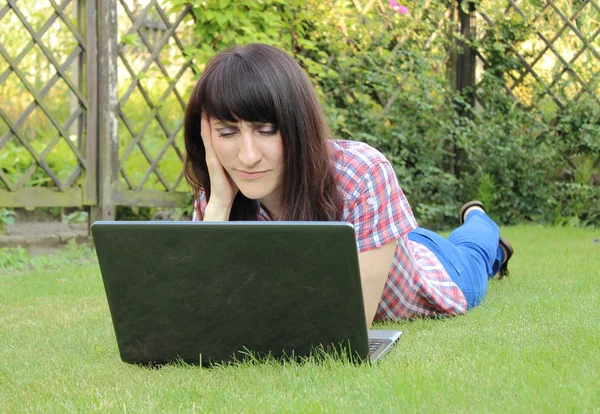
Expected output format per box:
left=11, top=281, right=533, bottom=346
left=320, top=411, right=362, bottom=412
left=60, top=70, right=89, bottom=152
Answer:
left=0, top=0, right=196, bottom=220
left=476, top=0, right=600, bottom=110
left=0, top=0, right=95, bottom=206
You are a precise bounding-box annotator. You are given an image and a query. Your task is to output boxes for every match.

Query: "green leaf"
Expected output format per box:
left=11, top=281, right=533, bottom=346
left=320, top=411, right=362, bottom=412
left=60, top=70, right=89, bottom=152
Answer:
left=493, top=42, right=506, bottom=52
left=215, top=13, right=228, bottom=28
left=539, top=96, right=559, bottom=122
left=205, top=10, right=217, bottom=21
left=121, top=34, right=141, bottom=49
left=1, top=216, right=15, bottom=225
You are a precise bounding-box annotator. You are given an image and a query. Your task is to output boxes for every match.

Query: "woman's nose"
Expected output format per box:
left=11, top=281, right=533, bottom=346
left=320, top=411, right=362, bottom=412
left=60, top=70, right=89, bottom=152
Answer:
left=238, top=134, right=261, bottom=166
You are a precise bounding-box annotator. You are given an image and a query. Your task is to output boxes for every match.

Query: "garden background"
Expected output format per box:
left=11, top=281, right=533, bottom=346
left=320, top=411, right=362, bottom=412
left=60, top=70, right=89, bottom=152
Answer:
left=1, top=0, right=599, bottom=230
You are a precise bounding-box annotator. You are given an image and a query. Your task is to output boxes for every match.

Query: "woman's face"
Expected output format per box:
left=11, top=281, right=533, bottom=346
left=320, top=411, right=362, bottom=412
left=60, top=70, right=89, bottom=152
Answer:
left=209, top=119, right=284, bottom=213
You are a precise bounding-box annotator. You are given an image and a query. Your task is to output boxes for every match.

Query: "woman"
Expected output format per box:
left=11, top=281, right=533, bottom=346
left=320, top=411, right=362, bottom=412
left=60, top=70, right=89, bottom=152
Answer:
left=183, top=43, right=514, bottom=326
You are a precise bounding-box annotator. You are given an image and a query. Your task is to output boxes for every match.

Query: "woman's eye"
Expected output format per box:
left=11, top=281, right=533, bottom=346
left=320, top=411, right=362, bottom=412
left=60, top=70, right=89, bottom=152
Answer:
left=217, top=128, right=237, bottom=137
left=258, top=126, right=278, bottom=135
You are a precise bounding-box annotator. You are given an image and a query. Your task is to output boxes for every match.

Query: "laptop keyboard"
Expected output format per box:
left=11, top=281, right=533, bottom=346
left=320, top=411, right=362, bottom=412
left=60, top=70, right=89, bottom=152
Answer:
left=368, top=339, right=385, bottom=355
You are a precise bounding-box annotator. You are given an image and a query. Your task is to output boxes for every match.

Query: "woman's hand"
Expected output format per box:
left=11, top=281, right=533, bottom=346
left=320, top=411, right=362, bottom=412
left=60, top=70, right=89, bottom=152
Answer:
left=201, top=116, right=238, bottom=221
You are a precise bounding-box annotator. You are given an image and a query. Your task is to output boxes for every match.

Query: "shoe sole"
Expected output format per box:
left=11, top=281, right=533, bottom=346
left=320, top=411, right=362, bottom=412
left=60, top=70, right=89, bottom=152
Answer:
left=498, top=236, right=514, bottom=279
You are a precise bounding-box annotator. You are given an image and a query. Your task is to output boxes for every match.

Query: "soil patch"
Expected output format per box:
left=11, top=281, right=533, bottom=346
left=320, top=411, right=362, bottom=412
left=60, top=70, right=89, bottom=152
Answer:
left=0, top=221, right=89, bottom=255
left=0, top=209, right=190, bottom=255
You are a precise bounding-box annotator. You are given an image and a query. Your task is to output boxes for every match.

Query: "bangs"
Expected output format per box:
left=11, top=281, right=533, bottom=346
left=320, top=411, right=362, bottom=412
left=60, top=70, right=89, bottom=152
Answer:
left=200, top=54, right=277, bottom=125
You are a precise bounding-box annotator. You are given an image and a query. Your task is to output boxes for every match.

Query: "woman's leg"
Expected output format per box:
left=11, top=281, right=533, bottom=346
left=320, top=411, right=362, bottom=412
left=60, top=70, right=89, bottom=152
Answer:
left=408, top=210, right=504, bottom=308
left=448, top=210, right=504, bottom=278
left=447, top=210, right=505, bottom=305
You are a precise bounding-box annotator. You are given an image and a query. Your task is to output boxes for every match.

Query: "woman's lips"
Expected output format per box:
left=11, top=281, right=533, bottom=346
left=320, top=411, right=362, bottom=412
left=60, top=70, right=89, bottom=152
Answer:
left=237, top=171, right=266, bottom=180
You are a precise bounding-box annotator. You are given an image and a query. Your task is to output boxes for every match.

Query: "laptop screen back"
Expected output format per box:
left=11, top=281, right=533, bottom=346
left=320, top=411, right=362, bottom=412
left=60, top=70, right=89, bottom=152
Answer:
left=92, top=221, right=370, bottom=365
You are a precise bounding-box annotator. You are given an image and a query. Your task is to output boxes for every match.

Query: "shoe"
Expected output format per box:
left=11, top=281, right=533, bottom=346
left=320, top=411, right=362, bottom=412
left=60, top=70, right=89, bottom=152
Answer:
left=459, top=200, right=485, bottom=225
left=460, top=201, right=515, bottom=279
left=498, top=236, right=514, bottom=279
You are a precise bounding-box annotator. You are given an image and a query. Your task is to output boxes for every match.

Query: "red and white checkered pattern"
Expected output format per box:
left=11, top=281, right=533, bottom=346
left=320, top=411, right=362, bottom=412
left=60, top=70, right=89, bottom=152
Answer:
left=193, top=140, right=467, bottom=319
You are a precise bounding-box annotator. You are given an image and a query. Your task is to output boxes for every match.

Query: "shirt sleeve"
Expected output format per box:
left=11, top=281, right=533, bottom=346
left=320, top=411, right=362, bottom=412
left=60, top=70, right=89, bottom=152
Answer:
left=191, top=190, right=208, bottom=221
left=347, top=161, right=418, bottom=252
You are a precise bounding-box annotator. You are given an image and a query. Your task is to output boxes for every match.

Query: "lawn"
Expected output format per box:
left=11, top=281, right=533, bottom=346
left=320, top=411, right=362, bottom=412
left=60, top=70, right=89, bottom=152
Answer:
left=0, top=225, right=598, bottom=412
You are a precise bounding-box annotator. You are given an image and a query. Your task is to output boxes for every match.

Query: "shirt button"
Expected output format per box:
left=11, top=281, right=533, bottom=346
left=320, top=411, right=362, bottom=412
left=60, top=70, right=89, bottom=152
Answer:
left=367, top=197, right=375, bottom=205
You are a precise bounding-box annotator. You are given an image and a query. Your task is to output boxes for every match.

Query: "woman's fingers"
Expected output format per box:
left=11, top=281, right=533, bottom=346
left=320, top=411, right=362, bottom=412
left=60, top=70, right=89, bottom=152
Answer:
left=200, top=114, right=238, bottom=207
left=201, top=116, right=221, bottom=172
left=200, top=116, right=213, bottom=150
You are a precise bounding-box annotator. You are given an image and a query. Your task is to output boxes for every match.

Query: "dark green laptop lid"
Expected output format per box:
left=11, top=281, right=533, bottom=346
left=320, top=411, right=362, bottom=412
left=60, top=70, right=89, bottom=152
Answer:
left=92, top=221, right=370, bottom=365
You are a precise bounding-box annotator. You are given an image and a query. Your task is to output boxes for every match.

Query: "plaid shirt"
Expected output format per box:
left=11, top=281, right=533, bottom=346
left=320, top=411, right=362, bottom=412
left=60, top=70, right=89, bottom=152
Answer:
left=193, top=140, right=467, bottom=319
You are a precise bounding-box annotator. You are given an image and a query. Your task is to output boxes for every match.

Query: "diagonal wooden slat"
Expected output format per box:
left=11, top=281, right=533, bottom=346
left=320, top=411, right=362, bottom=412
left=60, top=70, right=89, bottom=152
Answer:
left=351, top=0, right=364, bottom=14
left=63, top=164, right=83, bottom=188
left=0, top=2, right=9, bottom=19
left=116, top=0, right=169, bottom=105
left=475, top=0, right=600, bottom=113
left=361, top=0, right=378, bottom=15
left=0, top=168, right=15, bottom=192
left=170, top=171, right=185, bottom=191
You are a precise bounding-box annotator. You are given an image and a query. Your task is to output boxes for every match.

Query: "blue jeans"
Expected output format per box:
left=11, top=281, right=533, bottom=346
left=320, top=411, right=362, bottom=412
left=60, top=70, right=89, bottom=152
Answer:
left=407, top=211, right=504, bottom=309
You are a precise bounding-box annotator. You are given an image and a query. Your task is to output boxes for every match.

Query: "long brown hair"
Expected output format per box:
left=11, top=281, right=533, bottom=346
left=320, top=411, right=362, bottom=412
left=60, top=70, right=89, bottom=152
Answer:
left=184, top=44, right=342, bottom=221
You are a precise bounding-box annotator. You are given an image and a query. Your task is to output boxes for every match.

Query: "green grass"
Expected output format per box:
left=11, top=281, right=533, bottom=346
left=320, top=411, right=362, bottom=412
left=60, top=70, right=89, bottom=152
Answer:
left=1, top=226, right=599, bottom=412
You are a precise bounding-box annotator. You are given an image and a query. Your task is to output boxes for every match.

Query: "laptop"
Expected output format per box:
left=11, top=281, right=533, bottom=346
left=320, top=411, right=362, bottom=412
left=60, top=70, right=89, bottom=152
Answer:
left=91, top=221, right=402, bottom=366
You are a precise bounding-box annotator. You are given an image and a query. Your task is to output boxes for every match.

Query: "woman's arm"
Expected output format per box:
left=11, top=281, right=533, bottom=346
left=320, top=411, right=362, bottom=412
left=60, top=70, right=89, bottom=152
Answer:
left=203, top=201, right=232, bottom=221
left=358, top=241, right=396, bottom=327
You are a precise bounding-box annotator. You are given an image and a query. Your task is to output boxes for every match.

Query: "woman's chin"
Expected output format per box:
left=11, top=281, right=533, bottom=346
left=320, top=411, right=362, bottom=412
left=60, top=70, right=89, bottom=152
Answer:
left=237, top=187, right=272, bottom=201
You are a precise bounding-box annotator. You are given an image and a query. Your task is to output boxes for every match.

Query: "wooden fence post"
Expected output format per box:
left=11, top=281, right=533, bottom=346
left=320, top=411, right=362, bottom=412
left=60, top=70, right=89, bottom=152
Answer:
left=456, top=0, right=476, bottom=112
left=449, top=0, right=477, bottom=179
left=84, top=0, right=98, bottom=227
left=94, top=0, right=118, bottom=221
